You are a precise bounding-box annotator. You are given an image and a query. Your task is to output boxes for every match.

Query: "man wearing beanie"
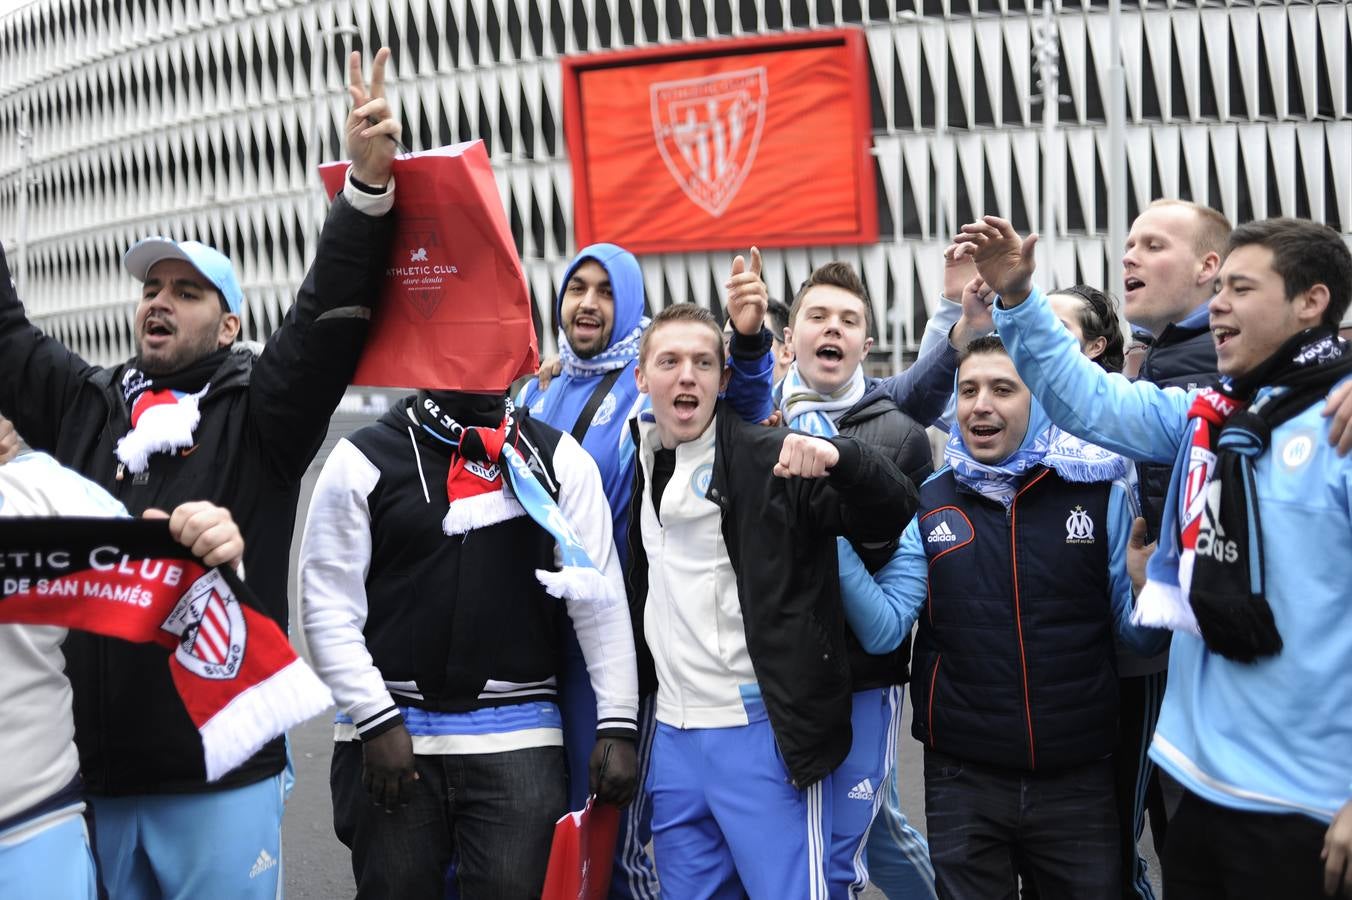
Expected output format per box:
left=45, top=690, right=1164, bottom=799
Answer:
left=300, top=387, right=638, bottom=897
left=0, top=49, right=400, bottom=897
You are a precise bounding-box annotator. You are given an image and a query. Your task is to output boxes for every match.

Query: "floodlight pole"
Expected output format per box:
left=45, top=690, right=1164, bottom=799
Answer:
left=1108, top=0, right=1128, bottom=334
left=1035, top=0, right=1060, bottom=286
left=15, top=105, right=32, bottom=299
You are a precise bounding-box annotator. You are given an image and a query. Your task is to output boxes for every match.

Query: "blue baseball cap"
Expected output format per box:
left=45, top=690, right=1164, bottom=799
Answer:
left=123, top=238, right=244, bottom=316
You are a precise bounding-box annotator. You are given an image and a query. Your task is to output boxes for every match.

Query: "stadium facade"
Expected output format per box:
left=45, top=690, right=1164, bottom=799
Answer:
left=1, top=0, right=1349, bottom=366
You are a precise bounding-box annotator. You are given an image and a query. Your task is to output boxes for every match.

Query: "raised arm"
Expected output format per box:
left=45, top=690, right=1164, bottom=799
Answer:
left=918, top=242, right=994, bottom=360
left=836, top=523, right=927, bottom=654
left=955, top=216, right=1191, bottom=461
left=874, top=258, right=996, bottom=428
left=0, top=243, right=101, bottom=452
left=722, top=247, right=776, bottom=423
left=995, top=287, right=1189, bottom=462
left=247, top=49, right=401, bottom=483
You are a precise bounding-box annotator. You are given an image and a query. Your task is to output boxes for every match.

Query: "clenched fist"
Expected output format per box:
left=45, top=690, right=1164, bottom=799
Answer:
left=774, top=433, right=840, bottom=479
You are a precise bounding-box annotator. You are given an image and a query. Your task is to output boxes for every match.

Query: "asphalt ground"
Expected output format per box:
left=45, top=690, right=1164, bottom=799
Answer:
left=281, top=696, right=1163, bottom=899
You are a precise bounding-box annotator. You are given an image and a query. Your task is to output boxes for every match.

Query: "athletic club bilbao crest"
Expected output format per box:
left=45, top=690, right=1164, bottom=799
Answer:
left=464, top=460, right=501, bottom=482
left=386, top=215, right=462, bottom=321
left=162, top=570, right=247, bottom=680
left=650, top=68, right=768, bottom=218
left=1183, top=443, right=1217, bottom=533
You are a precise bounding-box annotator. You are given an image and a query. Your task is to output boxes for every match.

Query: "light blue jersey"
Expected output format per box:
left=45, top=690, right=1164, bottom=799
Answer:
left=994, top=285, right=1352, bottom=823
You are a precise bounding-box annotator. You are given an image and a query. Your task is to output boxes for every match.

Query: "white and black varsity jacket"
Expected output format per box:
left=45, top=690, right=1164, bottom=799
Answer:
left=299, top=399, right=638, bottom=747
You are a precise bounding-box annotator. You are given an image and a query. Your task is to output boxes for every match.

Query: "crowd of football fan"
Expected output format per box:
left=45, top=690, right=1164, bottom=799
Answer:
left=1, top=47, right=1350, bottom=900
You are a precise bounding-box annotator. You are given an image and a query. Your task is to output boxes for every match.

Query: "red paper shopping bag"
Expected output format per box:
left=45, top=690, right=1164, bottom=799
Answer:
left=319, top=141, right=539, bottom=391
left=541, top=798, right=620, bottom=900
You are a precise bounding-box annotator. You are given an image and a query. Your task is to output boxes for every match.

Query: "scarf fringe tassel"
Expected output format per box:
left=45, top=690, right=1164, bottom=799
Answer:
left=1133, top=578, right=1201, bottom=637
left=199, top=658, right=333, bottom=781
left=534, top=565, right=623, bottom=608
left=1046, top=455, right=1129, bottom=484
left=442, top=491, right=526, bottom=536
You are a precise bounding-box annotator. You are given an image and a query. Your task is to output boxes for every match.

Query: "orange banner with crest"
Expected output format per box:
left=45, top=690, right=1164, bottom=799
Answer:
left=563, top=30, right=877, bottom=254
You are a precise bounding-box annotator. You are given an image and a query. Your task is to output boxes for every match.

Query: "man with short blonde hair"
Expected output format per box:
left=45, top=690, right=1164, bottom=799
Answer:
left=630, top=303, right=913, bottom=897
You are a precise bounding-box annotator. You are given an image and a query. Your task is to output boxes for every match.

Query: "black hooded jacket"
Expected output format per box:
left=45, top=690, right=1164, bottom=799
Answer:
left=625, top=407, right=914, bottom=787
left=836, top=390, right=931, bottom=688
left=0, top=194, right=394, bottom=793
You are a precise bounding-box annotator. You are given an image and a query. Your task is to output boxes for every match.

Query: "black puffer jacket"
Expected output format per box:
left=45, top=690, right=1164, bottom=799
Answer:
left=911, top=467, right=1119, bottom=771
left=626, top=407, right=914, bottom=788
left=1135, top=312, right=1217, bottom=542
left=0, top=194, right=394, bottom=794
left=836, top=392, right=931, bottom=687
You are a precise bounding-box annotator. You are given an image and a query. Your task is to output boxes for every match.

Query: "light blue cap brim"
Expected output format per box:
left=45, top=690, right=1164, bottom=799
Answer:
left=123, top=238, right=244, bottom=316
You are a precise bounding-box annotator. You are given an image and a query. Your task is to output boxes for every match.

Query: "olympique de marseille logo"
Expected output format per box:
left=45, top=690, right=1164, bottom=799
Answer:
left=649, top=68, right=768, bottom=218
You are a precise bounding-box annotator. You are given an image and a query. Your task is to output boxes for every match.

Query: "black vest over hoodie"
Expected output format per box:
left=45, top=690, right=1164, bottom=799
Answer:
left=345, top=401, right=568, bottom=712
left=910, top=466, right=1120, bottom=772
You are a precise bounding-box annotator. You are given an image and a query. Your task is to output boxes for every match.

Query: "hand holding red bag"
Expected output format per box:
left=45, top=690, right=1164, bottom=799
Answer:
left=541, top=797, right=621, bottom=900
left=320, top=141, right=539, bottom=392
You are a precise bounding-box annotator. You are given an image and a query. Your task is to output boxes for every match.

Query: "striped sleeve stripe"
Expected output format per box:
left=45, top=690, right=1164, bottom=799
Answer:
left=354, top=706, right=402, bottom=736
left=597, top=716, right=638, bottom=731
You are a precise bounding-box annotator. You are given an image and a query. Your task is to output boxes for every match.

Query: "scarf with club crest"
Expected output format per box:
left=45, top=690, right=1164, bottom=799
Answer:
left=1135, top=327, right=1352, bottom=662
left=410, top=394, right=622, bottom=608
left=0, top=506, right=331, bottom=782
left=115, top=349, right=229, bottom=474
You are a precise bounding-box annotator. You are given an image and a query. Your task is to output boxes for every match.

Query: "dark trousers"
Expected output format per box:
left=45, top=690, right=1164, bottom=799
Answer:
left=331, top=741, right=567, bottom=900
left=1164, top=789, right=1329, bottom=899
left=924, top=749, right=1120, bottom=900
left=1115, top=670, right=1169, bottom=900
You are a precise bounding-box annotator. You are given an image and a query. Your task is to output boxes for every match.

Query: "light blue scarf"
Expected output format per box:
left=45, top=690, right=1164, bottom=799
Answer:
left=558, top=318, right=650, bottom=377
left=945, top=398, right=1128, bottom=507
left=780, top=364, right=866, bottom=437
left=415, top=402, right=622, bottom=609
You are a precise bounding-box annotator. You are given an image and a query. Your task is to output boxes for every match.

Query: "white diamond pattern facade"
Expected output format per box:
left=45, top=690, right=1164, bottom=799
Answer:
left=1, top=0, right=1349, bottom=365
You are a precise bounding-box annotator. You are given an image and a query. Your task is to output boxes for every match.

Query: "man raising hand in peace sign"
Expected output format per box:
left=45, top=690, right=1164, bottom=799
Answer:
left=0, top=48, right=401, bottom=899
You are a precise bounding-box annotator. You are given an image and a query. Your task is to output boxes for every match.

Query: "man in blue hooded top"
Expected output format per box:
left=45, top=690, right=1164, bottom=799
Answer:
left=520, top=245, right=650, bottom=547
left=518, top=243, right=773, bottom=898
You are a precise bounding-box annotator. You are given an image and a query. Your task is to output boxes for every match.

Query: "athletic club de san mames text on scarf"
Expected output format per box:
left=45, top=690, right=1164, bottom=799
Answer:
left=1135, top=326, right=1352, bottom=663
left=0, top=517, right=332, bottom=780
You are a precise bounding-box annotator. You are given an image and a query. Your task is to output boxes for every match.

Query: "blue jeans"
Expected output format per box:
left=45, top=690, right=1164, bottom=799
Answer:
left=923, top=749, right=1120, bottom=900
left=331, top=742, right=567, bottom=899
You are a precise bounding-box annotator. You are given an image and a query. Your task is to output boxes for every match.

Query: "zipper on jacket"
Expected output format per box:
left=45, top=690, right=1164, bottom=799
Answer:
left=1009, top=469, right=1050, bottom=770
left=927, top=655, right=942, bottom=745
